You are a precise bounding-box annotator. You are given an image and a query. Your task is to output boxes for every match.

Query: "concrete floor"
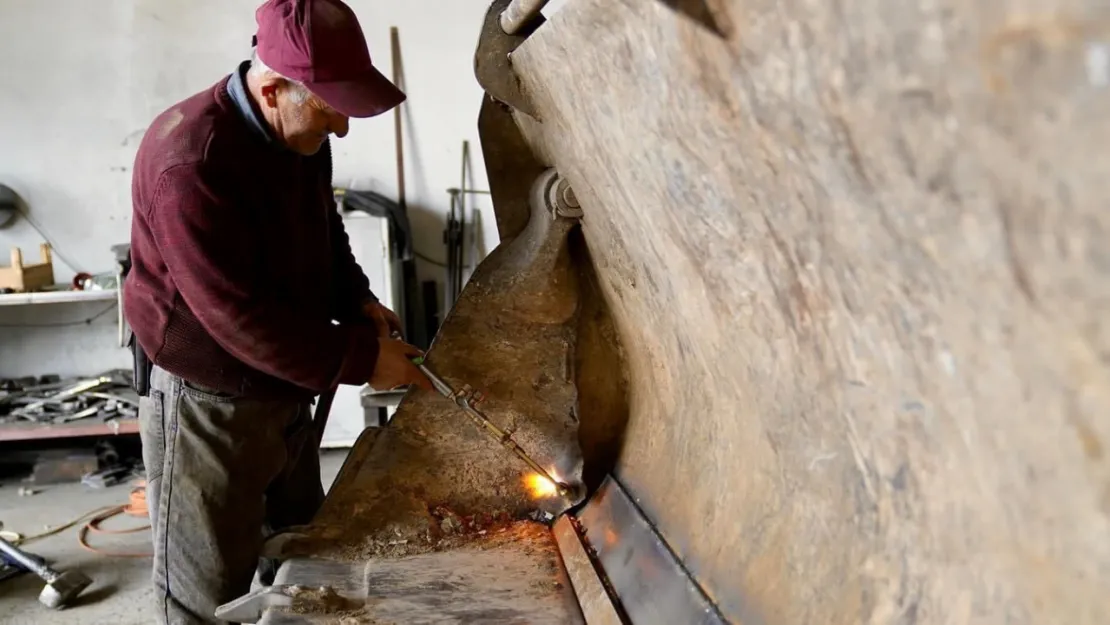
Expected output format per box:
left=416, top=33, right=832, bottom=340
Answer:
left=0, top=449, right=349, bottom=625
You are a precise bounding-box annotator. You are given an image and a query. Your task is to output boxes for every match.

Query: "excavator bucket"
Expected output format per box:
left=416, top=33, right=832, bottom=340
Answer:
left=222, top=0, right=1110, bottom=622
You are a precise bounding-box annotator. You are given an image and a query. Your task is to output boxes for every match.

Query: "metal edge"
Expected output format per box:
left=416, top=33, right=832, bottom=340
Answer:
left=576, top=476, right=729, bottom=625
left=553, top=515, right=626, bottom=625
left=318, top=425, right=381, bottom=496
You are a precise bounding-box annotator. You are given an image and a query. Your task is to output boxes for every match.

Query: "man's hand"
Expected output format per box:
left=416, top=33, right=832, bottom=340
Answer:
left=370, top=338, right=434, bottom=391
left=362, top=300, right=403, bottom=338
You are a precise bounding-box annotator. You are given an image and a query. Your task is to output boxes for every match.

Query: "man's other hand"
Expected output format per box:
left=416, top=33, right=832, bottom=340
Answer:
left=370, top=338, right=434, bottom=391
left=362, top=300, right=403, bottom=338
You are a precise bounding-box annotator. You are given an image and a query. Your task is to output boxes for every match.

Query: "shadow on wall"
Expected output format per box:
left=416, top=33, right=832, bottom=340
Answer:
left=0, top=184, right=18, bottom=229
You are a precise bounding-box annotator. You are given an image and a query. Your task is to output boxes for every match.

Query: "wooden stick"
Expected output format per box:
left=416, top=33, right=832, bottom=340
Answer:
left=390, top=26, right=405, bottom=211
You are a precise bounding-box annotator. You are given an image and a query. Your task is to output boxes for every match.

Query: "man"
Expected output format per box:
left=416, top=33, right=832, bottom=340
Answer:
left=124, top=0, right=430, bottom=622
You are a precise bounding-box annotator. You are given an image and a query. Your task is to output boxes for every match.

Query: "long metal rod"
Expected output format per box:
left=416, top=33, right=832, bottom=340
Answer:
left=500, top=0, right=549, bottom=34
left=458, top=141, right=468, bottom=292
left=445, top=190, right=460, bottom=307
left=414, top=359, right=571, bottom=496
left=468, top=208, right=481, bottom=279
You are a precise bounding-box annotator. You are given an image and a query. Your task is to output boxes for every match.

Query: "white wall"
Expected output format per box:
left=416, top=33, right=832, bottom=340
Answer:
left=0, top=0, right=498, bottom=377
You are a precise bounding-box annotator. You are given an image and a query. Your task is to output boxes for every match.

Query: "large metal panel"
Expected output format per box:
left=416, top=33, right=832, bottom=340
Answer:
left=507, top=0, right=1110, bottom=623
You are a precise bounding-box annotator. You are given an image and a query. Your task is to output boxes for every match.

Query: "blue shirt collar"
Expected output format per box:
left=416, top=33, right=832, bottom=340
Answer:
left=226, top=60, right=275, bottom=145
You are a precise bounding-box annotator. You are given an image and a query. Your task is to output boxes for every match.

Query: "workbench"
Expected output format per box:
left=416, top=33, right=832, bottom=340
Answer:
left=0, top=418, right=139, bottom=443
left=0, top=286, right=134, bottom=443
left=0, top=289, right=118, bottom=307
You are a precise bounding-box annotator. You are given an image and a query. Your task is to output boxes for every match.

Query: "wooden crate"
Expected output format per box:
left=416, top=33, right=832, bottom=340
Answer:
left=0, top=244, right=54, bottom=292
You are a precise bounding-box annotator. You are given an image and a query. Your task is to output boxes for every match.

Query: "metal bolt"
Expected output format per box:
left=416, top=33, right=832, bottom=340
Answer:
left=552, top=178, right=584, bottom=219
left=560, top=183, right=579, bottom=208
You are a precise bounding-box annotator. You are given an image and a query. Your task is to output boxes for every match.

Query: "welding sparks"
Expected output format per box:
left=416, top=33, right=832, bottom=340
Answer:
left=524, top=468, right=562, bottom=499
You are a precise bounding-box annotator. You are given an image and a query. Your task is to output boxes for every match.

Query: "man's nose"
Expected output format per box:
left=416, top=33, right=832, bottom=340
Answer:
left=331, top=114, right=350, bottom=138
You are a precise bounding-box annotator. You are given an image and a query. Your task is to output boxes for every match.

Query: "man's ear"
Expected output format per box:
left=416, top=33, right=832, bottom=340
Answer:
left=259, top=82, right=280, bottom=108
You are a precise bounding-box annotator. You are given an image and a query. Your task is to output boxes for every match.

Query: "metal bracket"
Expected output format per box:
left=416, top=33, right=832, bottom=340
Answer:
left=452, top=384, right=488, bottom=408
left=474, top=0, right=543, bottom=118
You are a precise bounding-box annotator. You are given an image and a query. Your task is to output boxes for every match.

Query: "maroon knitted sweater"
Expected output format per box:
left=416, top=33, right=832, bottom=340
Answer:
left=124, top=76, right=379, bottom=398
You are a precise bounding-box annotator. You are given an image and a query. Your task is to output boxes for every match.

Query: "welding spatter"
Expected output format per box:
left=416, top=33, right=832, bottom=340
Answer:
left=409, top=356, right=575, bottom=499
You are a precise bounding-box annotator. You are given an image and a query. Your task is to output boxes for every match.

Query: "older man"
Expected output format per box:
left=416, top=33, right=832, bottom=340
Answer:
left=124, top=0, right=429, bottom=622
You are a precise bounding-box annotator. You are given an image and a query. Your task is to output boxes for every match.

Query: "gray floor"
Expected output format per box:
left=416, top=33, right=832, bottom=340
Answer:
left=0, top=449, right=349, bottom=625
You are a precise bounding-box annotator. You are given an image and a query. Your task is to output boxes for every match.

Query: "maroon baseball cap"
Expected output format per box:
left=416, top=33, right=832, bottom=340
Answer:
left=254, top=0, right=405, bottom=118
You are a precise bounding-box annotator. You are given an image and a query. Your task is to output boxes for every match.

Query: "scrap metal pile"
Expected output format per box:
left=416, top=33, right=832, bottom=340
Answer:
left=0, top=370, right=138, bottom=425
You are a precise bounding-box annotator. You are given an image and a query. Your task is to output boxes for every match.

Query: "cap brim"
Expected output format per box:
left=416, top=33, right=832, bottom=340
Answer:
left=306, top=65, right=406, bottom=119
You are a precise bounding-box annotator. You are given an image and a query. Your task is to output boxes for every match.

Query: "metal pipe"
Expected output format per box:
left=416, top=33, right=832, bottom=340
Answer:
left=393, top=331, right=571, bottom=496
left=500, top=0, right=548, bottom=35
left=468, top=208, right=481, bottom=277
left=445, top=190, right=461, bottom=307
left=0, top=537, right=52, bottom=578
left=458, top=141, right=468, bottom=291
left=414, top=358, right=572, bottom=497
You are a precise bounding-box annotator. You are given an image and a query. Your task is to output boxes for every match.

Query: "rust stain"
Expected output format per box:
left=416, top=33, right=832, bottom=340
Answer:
left=831, top=114, right=873, bottom=191
left=1010, top=544, right=1110, bottom=621
left=740, top=515, right=794, bottom=623
left=761, top=214, right=827, bottom=335
left=762, top=217, right=802, bottom=332
left=979, top=14, right=1110, bottom=92
left=705, top=0, right=736, bottom=40
left=1067, top=411, right=1104, bottom=461
left=996, top=201, right=1038, bottom=305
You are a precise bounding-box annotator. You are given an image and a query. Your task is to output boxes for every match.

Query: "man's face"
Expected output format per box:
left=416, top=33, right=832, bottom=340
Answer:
left=273, top=82, right=350, bottom=155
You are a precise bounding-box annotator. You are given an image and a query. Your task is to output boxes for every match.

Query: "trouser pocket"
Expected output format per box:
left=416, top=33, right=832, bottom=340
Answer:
left=139, top=389, right=166, bottom=482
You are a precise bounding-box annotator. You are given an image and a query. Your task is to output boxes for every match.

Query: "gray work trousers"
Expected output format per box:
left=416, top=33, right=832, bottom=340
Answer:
left=139, top=366, right=324, bottom=624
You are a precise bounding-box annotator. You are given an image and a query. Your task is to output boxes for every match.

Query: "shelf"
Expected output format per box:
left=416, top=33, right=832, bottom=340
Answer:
left=0, top=289, right=118, bottom=306
left=0, top=419, right=139, bottom=442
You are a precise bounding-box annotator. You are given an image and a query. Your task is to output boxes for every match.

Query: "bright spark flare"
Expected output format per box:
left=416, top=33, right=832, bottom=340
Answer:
left=523, top=468, right=562, bottom=499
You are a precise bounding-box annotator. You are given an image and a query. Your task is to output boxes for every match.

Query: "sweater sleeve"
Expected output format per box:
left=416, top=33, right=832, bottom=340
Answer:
left=322, top=143, right=374, bottom=322
left=149, top=162, right=379, bottom=392
left=327, top=193, right=375, bottom=322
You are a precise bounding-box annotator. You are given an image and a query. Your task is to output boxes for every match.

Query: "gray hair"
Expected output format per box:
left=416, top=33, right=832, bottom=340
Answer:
left=249, top=49, right=311, bottom=105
